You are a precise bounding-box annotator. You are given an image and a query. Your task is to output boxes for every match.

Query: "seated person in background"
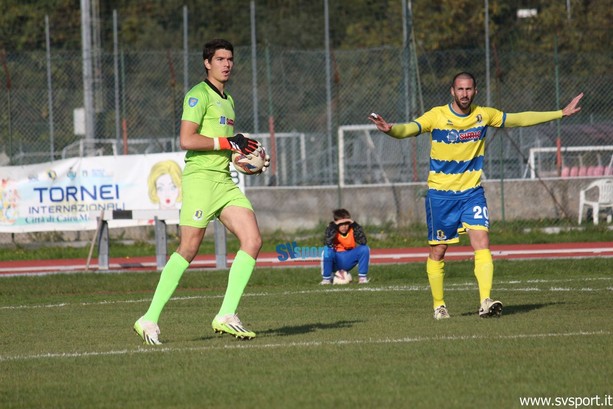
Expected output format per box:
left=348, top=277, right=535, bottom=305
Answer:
left=320, top=208, right=370, bottom=285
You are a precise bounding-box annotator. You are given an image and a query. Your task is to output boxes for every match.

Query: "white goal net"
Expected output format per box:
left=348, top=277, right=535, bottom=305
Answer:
left=525, top=145, right=613, bottom=179
left=337, top=124, right=431, bottom=186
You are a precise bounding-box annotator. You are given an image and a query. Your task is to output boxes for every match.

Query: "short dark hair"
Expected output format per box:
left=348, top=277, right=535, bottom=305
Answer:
left=332, top=208, right=351, bottom=221
left=202, top=39, right=234, bottom=63
left=451, top=72, right=477, bottom=88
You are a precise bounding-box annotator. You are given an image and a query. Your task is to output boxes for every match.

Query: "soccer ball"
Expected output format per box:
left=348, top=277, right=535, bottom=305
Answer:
left=333, top=270, right=353, bottom=285
left=231, top=146, right=268, bottom=175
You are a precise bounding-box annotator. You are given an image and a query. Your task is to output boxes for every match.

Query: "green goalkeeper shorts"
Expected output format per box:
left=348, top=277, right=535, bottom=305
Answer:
left=180, top=177, right=253, bottom=228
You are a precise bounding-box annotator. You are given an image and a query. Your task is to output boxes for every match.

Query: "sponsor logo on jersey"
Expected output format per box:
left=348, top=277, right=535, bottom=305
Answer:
left=188, top=97, right=199, bottom=107
left=219, top=117, right=235, bottom=126
left=459, top=130, right=481, bottom=141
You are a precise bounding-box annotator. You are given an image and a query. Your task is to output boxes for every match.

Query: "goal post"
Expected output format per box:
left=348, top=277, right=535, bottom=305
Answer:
left=337, top=124, right=429, bottom=187
left=525, top=145, right=613, bottom=179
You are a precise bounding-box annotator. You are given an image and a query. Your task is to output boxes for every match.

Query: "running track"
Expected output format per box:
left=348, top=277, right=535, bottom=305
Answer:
left=1, top=242, right=612, bottom=276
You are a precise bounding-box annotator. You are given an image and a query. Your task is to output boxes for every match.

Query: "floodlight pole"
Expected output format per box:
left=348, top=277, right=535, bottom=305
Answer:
left=324, top=0, right=334, bottom=187
left=250, top=0, right=259, bottom=135
left=45, top=15, right=55, bottom=162
left=484, top=0, right=491, bottom=107
left=81, top=0, right=95, bottom=149
left=183, top=5, right=188, bottom=94
left=113, top=10, right=121, bottom=149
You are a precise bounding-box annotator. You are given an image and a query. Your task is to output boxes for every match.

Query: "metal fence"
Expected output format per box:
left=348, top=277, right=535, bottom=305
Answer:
left=1, top=46, right=612, bottom=190
left=0, top=47, right=613, bottom=177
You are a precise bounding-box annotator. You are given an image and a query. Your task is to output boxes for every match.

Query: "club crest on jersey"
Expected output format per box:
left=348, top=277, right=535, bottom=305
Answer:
left=436, top=230, right=447, bottom=240
left=188, top=97, right=199, bottom=107
left=192, top=210, right=203, bottom=221
left=476, top=114, right=483, bottom=123
left=447, top=130, right=460, bottom=142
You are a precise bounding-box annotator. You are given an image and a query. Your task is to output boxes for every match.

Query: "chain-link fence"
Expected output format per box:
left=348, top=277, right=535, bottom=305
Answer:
left=2, top=46, right=611, bottom=181
left=1, top=44, right=612, bottom=236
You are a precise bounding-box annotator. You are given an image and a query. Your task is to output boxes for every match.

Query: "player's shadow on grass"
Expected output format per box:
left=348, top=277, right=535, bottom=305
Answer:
left=459, top=302, right=564, bottom=317
left=502, top=302, right=565, bottom=316
left=260, top=320, right=363, bottom=336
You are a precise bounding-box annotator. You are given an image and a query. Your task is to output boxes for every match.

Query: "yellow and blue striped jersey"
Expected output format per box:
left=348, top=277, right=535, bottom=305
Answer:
left=416, top=104, right=505, bottom=195
left=403, top=104, right=505, bottom=196
left=389, top=104, right=563, bottom=196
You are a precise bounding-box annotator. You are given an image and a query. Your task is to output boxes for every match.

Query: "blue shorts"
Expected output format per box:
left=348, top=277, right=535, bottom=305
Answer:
left=425, top=187, right=489, bottom=245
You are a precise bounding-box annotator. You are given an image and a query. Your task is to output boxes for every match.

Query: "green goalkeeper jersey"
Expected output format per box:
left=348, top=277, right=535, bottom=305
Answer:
left=181, top=80, right=236, bottom=182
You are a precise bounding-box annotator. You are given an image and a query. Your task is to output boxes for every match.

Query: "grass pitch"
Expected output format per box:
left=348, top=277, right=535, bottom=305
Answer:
left=1, top=258, right=611, bottom=409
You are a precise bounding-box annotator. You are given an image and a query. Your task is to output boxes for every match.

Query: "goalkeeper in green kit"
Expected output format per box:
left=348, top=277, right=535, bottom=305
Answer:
left=134, top=39, right=269, bottom=344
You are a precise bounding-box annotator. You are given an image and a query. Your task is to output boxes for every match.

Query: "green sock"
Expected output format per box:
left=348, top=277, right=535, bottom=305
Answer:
left=217, top=250, right=256, bottom=317
left=142, top=252, right=189, bottom=323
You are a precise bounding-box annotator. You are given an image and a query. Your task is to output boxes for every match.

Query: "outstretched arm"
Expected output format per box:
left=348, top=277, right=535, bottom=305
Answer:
left=504, top=93, right=584, bottom=128
left=367, top=112, right=393, bottom=133
left=562, top=93, right=583, bottom=117
left=367, top=112, right=421, bottom=139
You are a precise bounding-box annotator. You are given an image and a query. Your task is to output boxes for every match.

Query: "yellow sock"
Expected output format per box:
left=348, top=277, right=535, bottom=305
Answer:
left=474, top=249, right=494, bottom=302
left=426, top=258, right=445, bottom=309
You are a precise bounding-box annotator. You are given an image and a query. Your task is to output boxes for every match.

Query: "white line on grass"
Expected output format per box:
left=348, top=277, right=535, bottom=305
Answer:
left=0, top=330, right=609, bottom=363
left=2, top=278, right=612, bottom=311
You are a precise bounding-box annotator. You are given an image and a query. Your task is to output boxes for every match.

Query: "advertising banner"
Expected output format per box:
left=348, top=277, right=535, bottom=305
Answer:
left=0, top=152, right=244, bottom=233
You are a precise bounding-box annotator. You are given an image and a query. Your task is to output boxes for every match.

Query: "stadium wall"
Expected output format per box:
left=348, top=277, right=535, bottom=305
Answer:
left=250, top=178, right=585, bottom=232
left=0, top=177, right=606, bottom=246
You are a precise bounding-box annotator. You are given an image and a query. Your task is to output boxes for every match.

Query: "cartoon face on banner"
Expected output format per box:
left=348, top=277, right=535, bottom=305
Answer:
left=147, top=160, right=182, bottom=209
left=0, top=152, right=188, bottom=233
